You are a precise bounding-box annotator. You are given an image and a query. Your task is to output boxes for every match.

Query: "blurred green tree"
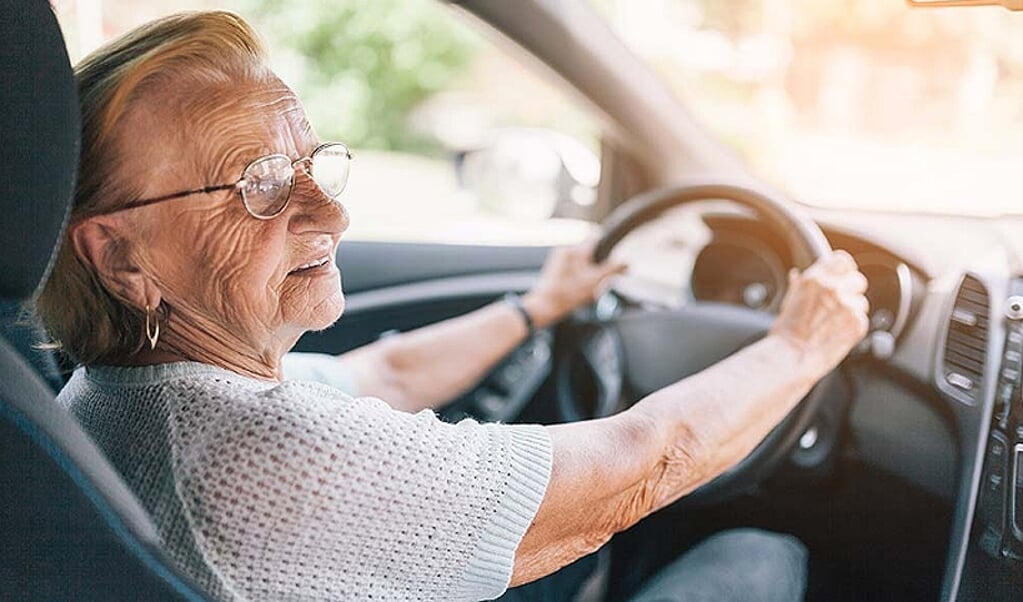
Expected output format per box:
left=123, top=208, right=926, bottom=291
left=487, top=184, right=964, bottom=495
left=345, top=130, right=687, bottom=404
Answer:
left=235, top=0, right=478, bottom=152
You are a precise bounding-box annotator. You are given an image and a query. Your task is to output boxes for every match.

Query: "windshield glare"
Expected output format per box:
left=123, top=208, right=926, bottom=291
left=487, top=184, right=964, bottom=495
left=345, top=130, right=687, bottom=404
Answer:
left=594, top=0, right=1023, bottom=216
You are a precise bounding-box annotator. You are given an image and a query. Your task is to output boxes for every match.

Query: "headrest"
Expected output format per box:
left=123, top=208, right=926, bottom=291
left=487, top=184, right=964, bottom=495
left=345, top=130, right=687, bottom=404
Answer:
left=0, top=0, right=79, bottom=299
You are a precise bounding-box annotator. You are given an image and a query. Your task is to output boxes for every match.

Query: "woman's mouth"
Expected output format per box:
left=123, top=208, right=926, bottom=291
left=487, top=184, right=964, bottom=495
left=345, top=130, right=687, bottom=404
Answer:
left=289, top=255, right=333, bottom=276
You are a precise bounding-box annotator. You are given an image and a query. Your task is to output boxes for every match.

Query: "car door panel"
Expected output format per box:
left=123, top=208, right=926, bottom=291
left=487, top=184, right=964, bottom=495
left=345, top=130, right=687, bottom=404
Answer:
left=338, top=241, right=549, bottom=294
left=294, top=241, right=548, bottom=354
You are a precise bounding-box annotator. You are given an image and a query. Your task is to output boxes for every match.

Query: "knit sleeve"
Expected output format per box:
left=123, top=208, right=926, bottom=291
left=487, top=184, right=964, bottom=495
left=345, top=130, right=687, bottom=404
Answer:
left=165, top=380, right=552, bottom=601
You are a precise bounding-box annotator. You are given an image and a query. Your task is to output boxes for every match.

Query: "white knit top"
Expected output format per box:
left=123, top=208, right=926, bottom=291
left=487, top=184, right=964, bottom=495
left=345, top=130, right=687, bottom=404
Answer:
left=57, top=361, right=553, bottom=601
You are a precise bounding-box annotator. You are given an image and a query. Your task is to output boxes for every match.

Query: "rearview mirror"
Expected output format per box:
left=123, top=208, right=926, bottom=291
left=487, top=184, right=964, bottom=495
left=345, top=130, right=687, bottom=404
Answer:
left=906, top=0, right=1023, bottom=9
left=454, top=128, right=600, bottom=221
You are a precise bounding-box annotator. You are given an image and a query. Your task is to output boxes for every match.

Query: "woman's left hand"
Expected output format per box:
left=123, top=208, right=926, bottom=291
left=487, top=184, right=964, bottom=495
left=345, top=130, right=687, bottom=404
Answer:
left=522, top=241, right=627, bottom=329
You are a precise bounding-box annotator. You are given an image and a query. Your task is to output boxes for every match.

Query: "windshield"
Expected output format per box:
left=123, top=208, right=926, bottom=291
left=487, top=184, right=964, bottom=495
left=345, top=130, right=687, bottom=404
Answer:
left=58, top=0, right=1023, bottom=218
left=593, top=0, right=1023, bottom=216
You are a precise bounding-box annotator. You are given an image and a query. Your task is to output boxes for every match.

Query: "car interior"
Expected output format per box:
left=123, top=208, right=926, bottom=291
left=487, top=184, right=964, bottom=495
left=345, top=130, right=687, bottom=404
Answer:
left=4, top=0, right=1023, bottom=600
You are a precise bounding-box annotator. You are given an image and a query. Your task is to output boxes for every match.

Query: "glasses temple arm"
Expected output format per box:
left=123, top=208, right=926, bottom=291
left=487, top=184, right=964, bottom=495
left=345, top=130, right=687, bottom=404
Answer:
left=87, top=183, right=239, bottom=217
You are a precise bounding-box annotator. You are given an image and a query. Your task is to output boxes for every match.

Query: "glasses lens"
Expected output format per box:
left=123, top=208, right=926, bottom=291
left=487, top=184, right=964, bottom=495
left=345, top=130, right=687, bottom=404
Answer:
left=311, top=144, right=351, bottom=198
left=241, top=155, right=294, bottom=217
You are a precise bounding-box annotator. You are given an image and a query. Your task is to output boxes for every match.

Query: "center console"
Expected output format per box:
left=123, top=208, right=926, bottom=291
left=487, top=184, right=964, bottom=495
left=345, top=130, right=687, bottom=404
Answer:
left=957, top=284, right=1023, bottom=599
left=975, top=294, right=1023, bottom=563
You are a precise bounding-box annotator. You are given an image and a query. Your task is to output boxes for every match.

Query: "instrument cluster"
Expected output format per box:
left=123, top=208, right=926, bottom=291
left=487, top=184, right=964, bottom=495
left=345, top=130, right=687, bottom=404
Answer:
left=690, top=225, right=918, bottom=346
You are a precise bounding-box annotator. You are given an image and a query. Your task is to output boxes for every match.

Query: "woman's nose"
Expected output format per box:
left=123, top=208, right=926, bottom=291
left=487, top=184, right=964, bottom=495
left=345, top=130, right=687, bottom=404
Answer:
left=288, top=166, right=350, bottom=235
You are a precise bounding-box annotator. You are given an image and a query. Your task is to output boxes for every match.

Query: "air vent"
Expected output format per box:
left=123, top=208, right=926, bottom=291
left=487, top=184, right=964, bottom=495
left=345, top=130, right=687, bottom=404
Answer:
left=943, top=275, right=989, bottom=402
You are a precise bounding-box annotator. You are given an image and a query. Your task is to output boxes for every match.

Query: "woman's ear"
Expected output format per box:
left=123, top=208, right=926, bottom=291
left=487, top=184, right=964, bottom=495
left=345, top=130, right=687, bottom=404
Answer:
left=70, top=216, right=162, bottom=311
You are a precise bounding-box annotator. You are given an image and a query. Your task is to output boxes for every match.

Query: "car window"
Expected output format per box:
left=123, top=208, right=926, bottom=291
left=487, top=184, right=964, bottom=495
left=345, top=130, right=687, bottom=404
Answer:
left=56, top=0, right=601, bottom=245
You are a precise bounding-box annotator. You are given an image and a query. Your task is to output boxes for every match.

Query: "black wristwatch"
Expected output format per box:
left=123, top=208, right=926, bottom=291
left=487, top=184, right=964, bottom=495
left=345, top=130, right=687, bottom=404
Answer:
left=503, top=292, right=536, bottom=338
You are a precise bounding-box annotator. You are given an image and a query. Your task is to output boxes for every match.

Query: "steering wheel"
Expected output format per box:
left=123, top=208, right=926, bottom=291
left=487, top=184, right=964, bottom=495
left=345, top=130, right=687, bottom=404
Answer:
left=557, top=178, right=839, bottom=506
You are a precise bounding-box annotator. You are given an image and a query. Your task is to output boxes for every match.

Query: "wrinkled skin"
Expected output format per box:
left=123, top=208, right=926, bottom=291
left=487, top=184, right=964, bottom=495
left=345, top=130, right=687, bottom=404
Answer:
left=73, top=76, right=348, bottom=380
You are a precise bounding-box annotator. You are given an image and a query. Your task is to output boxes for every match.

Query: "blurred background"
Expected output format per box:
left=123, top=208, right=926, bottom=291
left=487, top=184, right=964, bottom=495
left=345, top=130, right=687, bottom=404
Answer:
left=51, top=0, right=1023, bottom=245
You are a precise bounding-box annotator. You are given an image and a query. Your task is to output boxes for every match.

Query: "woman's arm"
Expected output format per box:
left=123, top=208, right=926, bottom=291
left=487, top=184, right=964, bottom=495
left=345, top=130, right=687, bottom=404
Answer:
left=332, top=243, right=624, bottom=412
left=511, top=251, right=869, bottom=585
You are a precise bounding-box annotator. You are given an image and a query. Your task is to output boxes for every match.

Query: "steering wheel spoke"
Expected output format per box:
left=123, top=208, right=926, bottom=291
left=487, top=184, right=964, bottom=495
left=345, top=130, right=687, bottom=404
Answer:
left=556, top=321, right=625, bottom=421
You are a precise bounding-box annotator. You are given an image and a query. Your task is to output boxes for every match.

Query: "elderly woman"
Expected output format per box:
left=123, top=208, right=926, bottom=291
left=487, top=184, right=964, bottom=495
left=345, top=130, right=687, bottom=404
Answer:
left=37, top=11, right=868, bottom=602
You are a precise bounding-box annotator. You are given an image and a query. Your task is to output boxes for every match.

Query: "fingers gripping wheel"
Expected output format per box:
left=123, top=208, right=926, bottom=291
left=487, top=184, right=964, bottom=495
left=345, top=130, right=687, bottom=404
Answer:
left=587, top=178, right=836, bottom=506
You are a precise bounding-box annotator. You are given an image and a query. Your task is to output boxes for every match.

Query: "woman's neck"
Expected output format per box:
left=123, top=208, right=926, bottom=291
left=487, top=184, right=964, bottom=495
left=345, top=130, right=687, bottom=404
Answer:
left=118, top=301, right=304, bottom=382
left=121, top=346, right=283, bottom=382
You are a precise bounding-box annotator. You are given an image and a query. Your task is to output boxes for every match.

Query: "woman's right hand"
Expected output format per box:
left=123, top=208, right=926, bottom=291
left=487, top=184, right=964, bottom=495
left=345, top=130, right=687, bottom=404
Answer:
left=769, top=250, right=870, bottom=377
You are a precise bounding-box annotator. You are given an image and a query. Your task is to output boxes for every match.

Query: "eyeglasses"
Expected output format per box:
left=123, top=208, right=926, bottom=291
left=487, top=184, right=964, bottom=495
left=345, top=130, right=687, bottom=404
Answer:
left=96, top=142, right=352, bottom=219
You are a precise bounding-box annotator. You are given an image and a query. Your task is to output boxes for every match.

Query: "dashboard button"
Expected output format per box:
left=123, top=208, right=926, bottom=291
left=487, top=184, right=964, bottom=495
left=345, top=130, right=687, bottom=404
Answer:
left=952, top=308, right=978, bottom=326
left=868, top=330, right=896, bottom=360
left=998, top=383, right=1014, bottom=405
left=990, top=435, right=1007, bottom=463
left=981, top=526, right=1002, bottom=558
left=1006, top=296, right=1023, bottom=321
left=980, top=433, right=1009, bottom=552
left=947, top=372, right=974, bottom=391
left=996, top=384, right=1013, bottom=425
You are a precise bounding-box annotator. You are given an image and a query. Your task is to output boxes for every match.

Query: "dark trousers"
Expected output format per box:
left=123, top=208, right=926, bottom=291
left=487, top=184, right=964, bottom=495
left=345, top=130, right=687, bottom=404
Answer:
left=498, top=528, right=807, bottom=602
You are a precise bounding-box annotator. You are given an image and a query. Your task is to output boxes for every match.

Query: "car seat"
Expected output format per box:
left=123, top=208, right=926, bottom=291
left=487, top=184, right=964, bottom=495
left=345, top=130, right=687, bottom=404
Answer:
left=0, top=2, right=207, bottom=599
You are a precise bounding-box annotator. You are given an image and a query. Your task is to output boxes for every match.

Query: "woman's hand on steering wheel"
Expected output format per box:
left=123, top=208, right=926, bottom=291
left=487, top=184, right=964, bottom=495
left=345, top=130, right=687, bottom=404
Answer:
left=770, top=250, right=870, bottom=379
left=523, top=241, right=627, bottom=329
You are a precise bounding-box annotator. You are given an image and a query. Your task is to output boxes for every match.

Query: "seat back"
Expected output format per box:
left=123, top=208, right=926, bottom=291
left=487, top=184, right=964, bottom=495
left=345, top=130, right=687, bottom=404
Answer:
left=0, top=2, right=206, bottom=599
left=0, top=339, right=201, bottom=600
left=0, top=299, right=65, bottom=392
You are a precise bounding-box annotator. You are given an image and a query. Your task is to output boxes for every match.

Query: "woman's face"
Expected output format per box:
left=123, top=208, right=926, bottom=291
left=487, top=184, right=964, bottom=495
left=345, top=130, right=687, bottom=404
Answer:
left=114, top=75, right=349, bottom=370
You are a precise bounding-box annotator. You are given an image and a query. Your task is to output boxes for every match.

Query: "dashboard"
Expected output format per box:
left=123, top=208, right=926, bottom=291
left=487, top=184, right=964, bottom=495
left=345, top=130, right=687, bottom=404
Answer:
left=649, top=208, right=1023, bottom=601
left=575, top=205, right=1023, bottom=600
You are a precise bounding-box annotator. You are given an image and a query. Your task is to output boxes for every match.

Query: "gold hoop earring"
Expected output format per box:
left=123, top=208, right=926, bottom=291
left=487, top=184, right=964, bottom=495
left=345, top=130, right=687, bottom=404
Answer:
left=145, top=304, right=160, bottom=350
